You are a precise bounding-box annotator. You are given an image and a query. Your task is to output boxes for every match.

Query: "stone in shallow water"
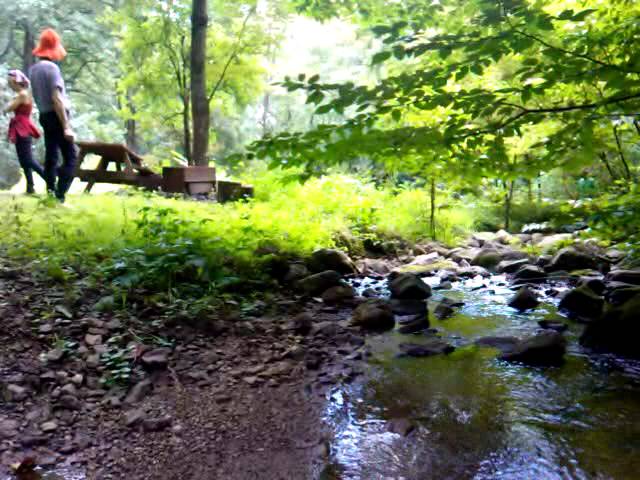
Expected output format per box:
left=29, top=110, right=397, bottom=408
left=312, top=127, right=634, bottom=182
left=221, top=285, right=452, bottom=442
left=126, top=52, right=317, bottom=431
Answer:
left=508, top=286, right=540, bottom=311
left=558, top=285, right=604, bottom=322
left=397, top=314, right=430, bottom=334
left=387, top=418, right=416, bottom=436
left=475, top=336, right=520, bottom=354
left=499, top=331, right=567, bottom=366
left=538, top=320, right=568, bottom=332
left=434, top=297, right=464, bottom=320
left=389, top=273, right=432, bottom=300
left=397, top=339, right=455, bottom=358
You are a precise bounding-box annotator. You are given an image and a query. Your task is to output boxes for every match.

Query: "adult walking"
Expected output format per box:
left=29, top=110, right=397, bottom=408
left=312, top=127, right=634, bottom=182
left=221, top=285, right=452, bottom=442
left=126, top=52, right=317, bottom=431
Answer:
left=29, top=28, right=76, bottom=202
left=3, top=70, right=46, bottom=194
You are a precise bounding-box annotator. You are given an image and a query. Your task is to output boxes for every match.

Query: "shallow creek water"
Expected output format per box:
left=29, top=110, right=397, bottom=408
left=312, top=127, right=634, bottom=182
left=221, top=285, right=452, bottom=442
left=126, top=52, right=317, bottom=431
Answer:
left=323, top=274, right=640, bottom=480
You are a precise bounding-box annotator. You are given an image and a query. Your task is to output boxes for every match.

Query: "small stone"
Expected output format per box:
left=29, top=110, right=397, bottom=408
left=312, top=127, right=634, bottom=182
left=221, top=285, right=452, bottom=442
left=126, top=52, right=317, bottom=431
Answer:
left=86, top=354, right=101, bottom=369
left=38, top=324, right=54, bottom=334
left=70, top=374, right=84, bottom=386
left=124, top=409, right=146, bottom=427
left=58, top=395, right=82, bottom=410
left=61, top=383, right=77, bottom=396
left=85, top=334, right=102, bottom=346
left=0, top=419, right=19, bottom=438
left=41, top=420, right=58, bottom=433
left=142, top=416, right=172, bottom=432
left=124, top=380, right=152, bottom=405
left=46, top=348, right=65, bottom=363
left=6, top=384, right=28, bottom=402
left=141, top=348, right=171, bottom=370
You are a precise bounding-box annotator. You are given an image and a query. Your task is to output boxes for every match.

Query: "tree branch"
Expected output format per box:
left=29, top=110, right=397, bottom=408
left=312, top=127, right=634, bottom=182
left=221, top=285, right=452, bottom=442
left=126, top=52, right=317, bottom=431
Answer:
left=207, top=6, right=255, bottom=104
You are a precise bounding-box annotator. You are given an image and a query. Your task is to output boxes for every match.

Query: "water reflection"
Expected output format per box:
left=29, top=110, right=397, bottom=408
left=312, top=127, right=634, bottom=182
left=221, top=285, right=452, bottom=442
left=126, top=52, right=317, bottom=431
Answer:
left=327, top=275, right=640, bottom=479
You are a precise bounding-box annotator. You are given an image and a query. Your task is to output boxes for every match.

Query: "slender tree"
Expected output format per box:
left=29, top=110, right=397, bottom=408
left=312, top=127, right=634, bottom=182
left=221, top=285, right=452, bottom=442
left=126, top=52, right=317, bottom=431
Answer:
left=191, top=0, right=210, bottom=166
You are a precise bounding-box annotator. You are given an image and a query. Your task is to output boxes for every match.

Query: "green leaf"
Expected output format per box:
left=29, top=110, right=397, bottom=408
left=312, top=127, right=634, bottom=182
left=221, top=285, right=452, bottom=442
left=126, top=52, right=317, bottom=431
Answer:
left=372, top=51, right=392, bottom=65
left=572, top=9, right=597, bottom=21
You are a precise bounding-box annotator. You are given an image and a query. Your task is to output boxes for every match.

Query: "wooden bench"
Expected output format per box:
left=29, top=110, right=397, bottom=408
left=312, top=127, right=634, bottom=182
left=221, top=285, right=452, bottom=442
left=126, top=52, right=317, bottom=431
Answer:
left=75, top=142, right=163, bottom=192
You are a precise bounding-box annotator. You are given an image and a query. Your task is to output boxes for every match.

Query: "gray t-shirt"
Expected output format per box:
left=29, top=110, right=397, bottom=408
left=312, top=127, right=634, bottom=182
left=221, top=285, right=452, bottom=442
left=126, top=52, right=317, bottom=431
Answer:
left=29, top=60, right=69, bottom=114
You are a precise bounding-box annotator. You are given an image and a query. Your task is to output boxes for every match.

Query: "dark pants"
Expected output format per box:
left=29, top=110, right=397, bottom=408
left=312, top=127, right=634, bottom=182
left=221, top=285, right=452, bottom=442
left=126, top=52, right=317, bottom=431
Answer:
left=39, top=111, right=76, bottom=201
left=15, top=136, right=46, bottom=193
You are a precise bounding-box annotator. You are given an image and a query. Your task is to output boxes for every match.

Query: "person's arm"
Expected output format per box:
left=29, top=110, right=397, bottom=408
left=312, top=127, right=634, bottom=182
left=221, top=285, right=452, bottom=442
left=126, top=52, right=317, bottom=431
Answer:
left=3, top=91, right=28, bottom=115
left=52, top=88, right=75, bottom=142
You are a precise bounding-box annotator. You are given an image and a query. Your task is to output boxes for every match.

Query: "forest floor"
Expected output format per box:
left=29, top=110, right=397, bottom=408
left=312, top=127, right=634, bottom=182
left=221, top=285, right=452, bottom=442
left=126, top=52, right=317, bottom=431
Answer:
left=0, top=258, right=368, bottom=480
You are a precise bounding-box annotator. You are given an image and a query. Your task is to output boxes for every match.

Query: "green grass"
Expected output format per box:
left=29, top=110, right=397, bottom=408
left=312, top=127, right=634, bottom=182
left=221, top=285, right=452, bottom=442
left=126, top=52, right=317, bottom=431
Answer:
left=0, top=173, right=474, bottom=293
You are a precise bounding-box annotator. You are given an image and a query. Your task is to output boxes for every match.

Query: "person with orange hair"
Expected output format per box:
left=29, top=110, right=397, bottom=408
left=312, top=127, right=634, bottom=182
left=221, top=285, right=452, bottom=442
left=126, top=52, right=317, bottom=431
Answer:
left=29, top=28, right=77, bottom=202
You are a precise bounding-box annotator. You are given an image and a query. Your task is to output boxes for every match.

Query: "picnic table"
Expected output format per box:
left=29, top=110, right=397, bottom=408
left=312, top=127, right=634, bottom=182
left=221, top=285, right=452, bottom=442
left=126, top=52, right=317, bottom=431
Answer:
left=75, top=142, right=163, bottom=192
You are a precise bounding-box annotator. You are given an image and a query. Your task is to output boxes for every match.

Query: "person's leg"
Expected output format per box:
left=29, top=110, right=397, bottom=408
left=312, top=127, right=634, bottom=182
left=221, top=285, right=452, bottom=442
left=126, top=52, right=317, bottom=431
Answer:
left=39, top=112, right=61, bottom=193
left=56, top=134, right=77, bottom=202
left=15, top=137, right=35, bottom=193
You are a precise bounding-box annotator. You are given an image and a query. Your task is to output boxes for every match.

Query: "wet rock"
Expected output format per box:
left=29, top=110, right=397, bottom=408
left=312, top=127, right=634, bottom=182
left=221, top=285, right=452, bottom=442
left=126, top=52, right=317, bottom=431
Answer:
left=581, top=292, right=640, bottom=358
left=397, top=314, right=430, bottom=334
left=500, top=331, right=566, bottom=366
left=538, top=320, right=568, bottom=332
left=433, top=280, right=453, bottom=290
left=387, top=418, right=416, bottom=436
left=605, top=283, right=640, bottom=305
left=457, top=266, right=490, bottom=278
left=512, top=266, right=547, bottom=284
left=558, top=285, right=604, bottom=322
left=475, top=336, right=520, bottom=354
left=46, top=348, right=65, bottom=363
left=497, top=259, right=530, bottom=274
left=141, top=348, right=172, bottom=370
left=508, top=286, right=540, bottom=311
left=143, top=416, right=172, bottom=432
left=351, top=299, right=395, bottom=331
left=309, top=249, right=357, bottom=275
left=124, top=409, right=146, bottom=427
left=296, top=270, right=343, bottom=296
left=434, top=297, right=464, bottom=320
left=389, top=273, right=431, bottom=300
left=547, top=247, right=597, bottom=272
left=358, top=258, right=392, bottom=276
left=471, top=248, right=502, bottom=270
left=398, top=339, right=455, bottom=357
left=321, top=285, right=356, bottom=305
left=124, top=380, right=152, bottom=405
left=390, top=298, right=427, bottom=316
left=606, top=269, right=640, bottom=286
left=288, top=312, right=313, bottom=336
left=577, top=276, right=606, bottom=296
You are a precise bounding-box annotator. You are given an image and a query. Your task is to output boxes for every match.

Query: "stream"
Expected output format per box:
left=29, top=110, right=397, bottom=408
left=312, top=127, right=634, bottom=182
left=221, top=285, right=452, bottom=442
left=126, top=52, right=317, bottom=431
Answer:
left=323, top=274, right=640, bottom=480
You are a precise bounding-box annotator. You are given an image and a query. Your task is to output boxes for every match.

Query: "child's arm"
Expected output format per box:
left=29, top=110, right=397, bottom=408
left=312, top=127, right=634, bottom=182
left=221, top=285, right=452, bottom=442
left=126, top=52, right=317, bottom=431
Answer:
left=3, top=91, right=28, bottom=115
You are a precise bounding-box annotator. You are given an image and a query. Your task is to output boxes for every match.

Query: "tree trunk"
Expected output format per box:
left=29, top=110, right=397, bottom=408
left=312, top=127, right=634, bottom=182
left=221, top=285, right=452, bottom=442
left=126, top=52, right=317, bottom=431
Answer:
left=599, top=152, right=617, bottom=181
left=183, top=96, right=192, bottom=164
left=21, top=21, right=34, bottom=73
left=613, top=125, right=632, bottom=181
left=430, top=178, right=436, bottom=240
left=125, top=91, right=139, bottom=152
left=190, top=0, right=210, bottom=166
left=504, top=180, right=515, bottom=232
